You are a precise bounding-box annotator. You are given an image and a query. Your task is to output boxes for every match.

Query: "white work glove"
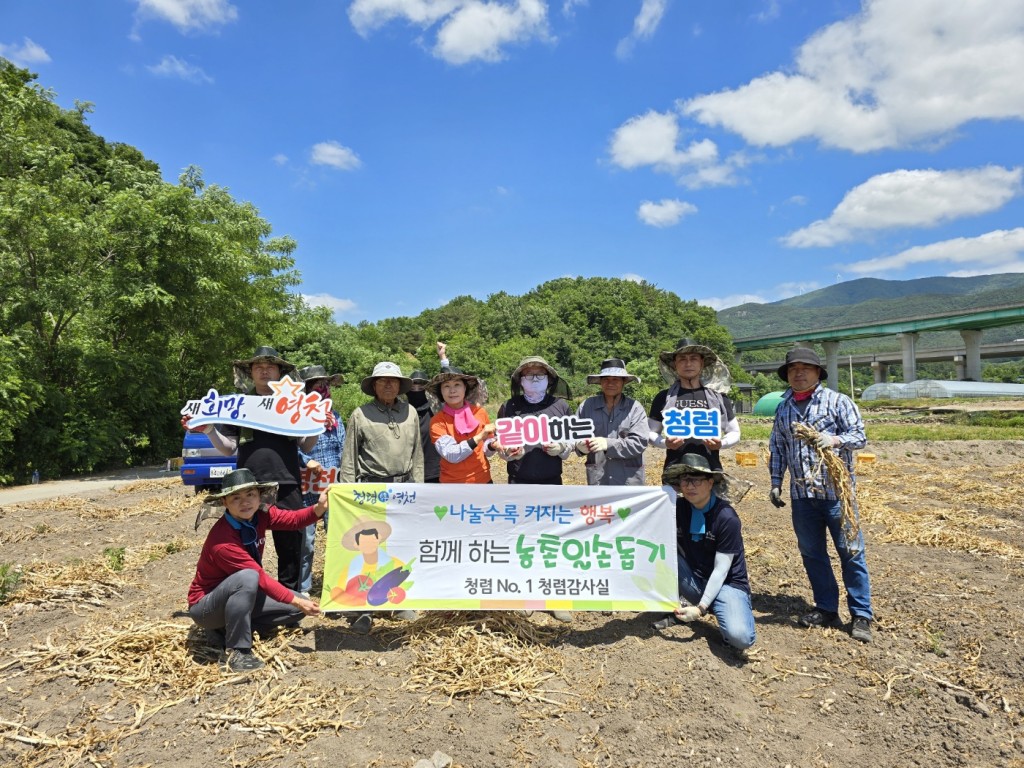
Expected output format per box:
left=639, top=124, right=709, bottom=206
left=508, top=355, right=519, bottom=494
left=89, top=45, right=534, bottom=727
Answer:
left=676, top=605, right=703, bottom=623
left=769, top=486, right=786, bottom=509
left=815, top=433, right=836, bottom=450
left=542, top=442, right=565, bottom=456
left=587, top=437, right=609, bottom=453
left=576, top=439, right=593, bottom=455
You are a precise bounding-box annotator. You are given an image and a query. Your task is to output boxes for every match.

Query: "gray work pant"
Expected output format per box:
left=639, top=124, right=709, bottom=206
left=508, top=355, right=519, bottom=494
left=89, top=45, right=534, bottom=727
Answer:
left=188, top=569, right=303, bottom=650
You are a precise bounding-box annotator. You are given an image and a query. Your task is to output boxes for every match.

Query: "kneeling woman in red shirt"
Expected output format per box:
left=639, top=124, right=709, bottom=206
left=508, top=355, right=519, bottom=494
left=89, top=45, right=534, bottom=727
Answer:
left=188, top=468, right=327, bottom=673
left=428, top=370, right=498, bottom=483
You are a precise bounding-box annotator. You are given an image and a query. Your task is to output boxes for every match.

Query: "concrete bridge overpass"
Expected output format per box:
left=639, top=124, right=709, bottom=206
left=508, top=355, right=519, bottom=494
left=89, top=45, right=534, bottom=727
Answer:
left=733, top=303, right=1024, bottom=385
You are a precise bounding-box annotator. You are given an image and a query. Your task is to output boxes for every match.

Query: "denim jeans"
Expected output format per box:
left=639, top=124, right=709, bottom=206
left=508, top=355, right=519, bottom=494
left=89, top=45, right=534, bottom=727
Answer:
left=188, top=569, right=303, bottom=650
left=677, top=555, right=756, bottom=650
left=299, top=512, right=328, bottom=595
left=790, top=496, right=873, bottom=619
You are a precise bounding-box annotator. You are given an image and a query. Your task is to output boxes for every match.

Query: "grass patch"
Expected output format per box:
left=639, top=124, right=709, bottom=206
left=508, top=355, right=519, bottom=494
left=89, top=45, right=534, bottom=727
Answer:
left=0, top=562, right=23, bottom=603
left=103, top=546, right=126, bottom=572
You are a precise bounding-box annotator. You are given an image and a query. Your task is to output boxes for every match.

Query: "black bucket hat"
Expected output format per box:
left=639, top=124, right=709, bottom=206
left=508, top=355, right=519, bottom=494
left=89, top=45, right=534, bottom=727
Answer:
left=777, top=347, right=827, bottom=382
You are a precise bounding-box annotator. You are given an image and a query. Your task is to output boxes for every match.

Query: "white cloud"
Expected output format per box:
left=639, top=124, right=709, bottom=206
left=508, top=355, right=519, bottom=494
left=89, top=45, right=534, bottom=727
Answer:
left=701, top=279, right=822, bottom=310
left=562, top=0, right=587, bottom=17
left=303, top=293, right=359, bottom=314
left=754, top=0, right=780, bottom=23
left=616, top=0, right=669, bottom=60
left=622, top=273, right=645, bottom=283
left=681, top=0, right=1024, bottom=152
left=311, top=141, right=362, bottom=170
left=784, top=166, right=1022, bottom=247
left=147, top=54, right=213, bottom=83
left=844, top=228, right=1024, bottom=275
left=637, top=198, right=697, bottom=227
left=700, top=293, right=771, bottom=310
left=0, top=37, right=50, bottom=67
left=348, top=0, right=551, bottom=65
left=947, top=261, right=1024, bottom=277
left=607, top=110, right=745, bottom=188
left=272, top=154, right=289, bottom=166
left=135, top=0, right=238, bottom=33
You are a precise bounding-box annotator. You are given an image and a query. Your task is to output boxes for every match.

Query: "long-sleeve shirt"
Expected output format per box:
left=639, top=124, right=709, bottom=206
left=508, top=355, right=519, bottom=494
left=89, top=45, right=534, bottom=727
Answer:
left=575, top=395, right=648, bottom=485
left=340, top=400, right=424, bottom=483
left=429, top=405, right=494, bottom=484
left=298, top=410, right=344, bottom=505
left=188, top=504, right=318, bottom=606
left=769, top=383, right=866, bottom=500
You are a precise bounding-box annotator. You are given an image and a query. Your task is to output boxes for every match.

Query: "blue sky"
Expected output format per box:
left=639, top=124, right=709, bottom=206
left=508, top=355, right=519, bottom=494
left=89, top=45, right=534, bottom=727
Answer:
left=2, top=0, right=1023, bottom=323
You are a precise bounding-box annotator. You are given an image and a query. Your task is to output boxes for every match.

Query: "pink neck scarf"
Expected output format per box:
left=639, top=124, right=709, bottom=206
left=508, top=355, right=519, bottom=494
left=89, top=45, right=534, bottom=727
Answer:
left=443, top=403, right=479, bottom=434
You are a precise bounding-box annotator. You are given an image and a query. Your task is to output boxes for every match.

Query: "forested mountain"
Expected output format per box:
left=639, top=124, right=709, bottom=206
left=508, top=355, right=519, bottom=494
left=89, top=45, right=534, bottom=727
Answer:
left=0, top=63, right=732, bottom=483
left=719, top=274, right=1024, bottom=344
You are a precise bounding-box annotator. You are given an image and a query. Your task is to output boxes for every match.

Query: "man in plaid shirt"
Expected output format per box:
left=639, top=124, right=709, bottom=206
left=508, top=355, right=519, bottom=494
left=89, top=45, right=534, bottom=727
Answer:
left=768, top=348, right=874, bottom=643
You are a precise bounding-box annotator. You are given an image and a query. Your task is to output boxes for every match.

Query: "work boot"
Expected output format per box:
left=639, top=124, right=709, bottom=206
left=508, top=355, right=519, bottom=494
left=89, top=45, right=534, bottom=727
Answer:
left=549, top=610, right=572, bottom=623
left=350, top=613, right=373, bottom=635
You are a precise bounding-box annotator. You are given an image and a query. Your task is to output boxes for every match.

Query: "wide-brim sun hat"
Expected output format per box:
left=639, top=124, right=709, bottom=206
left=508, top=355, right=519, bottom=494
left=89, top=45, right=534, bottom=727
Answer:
left=409, top=370, right=429, bottom=384
left=510, top=355, right=561, bottom=394
left=341, top=516, right=394, bottom=551
left=232, top=346, right=297, bottom=390
left=426, top=369, right=488, bottom=407
left=360, top=361, right=413, bottom=397
left=777, top=347, right=827, bottom=382
left=203, top=468, right=279, bottom=505
left=661, top=453, right=723, bottom=486
left=657, top=338, right=732, bottom=393
left=586, top=357, right=640, bottom=385
left=298, top=364, right=344, bottom=390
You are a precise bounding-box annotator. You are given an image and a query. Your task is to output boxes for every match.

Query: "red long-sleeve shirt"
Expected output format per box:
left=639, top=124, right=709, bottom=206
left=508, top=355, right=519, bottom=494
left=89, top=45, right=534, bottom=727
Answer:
left=187, top=504, right=318, bottom=606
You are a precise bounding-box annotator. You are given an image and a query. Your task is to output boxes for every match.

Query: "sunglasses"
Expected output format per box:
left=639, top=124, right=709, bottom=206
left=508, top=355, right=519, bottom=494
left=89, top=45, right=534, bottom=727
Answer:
left=521, top=374, right=548, bottom=382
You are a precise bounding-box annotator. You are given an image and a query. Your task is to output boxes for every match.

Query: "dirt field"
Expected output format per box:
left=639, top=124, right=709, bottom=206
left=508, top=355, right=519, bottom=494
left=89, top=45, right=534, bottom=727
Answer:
left=1, top=439, right=1022, bottom=768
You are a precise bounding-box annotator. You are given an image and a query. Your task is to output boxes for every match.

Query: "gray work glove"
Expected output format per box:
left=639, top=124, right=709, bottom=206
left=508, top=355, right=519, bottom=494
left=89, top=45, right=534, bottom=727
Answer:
left=815, top=433, right=835, bottom=450
left=769, top=486, right=787, bottom=508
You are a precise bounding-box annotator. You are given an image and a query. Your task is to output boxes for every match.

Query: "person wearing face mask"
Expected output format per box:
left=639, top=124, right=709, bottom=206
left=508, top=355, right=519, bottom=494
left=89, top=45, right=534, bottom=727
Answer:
left=495, top=357, right=574, bottom=485
left=407, top=341, right=452, bottom=483
left=427, top=370, right=497, bottom=484
left=296, top=365, right=346, bottom=598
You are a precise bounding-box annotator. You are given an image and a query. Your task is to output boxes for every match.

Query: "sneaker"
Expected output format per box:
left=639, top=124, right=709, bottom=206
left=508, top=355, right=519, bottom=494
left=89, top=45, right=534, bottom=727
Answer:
left=799, top=609, right=839, bottom=628
left=350, top=613, right=373, bottom=635
left=393, top=610, right=419, bottom=621
left=549, top=610, right=572, bottom=623
left=225, top=649, right=264, bottom=673
left=651, top=613, right=682, bottom=630
left=851, top=616, right=873, bottom=643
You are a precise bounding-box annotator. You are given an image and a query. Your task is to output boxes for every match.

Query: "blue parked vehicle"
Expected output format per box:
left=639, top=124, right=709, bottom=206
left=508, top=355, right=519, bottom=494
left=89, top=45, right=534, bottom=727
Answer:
left=180, top=431, right=237, bottom=493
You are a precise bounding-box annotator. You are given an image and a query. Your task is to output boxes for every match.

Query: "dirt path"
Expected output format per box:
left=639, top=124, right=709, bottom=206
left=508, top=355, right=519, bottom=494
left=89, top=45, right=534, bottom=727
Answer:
left=1, top=441, right=1022, bottom=768
left=0, top=465, right=169, bottom=505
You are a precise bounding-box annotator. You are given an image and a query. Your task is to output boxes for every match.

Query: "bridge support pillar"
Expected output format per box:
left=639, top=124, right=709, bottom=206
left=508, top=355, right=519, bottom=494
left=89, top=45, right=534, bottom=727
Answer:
left=871, top=360, right=889, bottom=383
left=959, top=329, right=982, bottom=380
left=897, top=332, right=919, bottom=382
left=953, top=355, right=966, bottom=380
left=822, top=341, right=840, bottom=390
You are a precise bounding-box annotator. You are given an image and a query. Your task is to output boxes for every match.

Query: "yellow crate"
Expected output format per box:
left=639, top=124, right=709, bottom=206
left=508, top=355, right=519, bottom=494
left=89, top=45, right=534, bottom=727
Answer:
left=735, top=451, right=758, bottom=467
left=168, top=457, right=184, bottom=470
left=856, top=452, right=876, bottom=465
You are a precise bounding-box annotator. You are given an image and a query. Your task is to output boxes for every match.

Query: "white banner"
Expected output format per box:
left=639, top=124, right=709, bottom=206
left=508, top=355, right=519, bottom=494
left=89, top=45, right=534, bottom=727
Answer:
left=321, top=483, right=678, bottom=612
left=180, top=376, right=330, bottom=437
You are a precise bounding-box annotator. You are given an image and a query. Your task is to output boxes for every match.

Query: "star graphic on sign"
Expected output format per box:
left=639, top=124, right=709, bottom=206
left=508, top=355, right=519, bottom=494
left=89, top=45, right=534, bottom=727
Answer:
left=268, top=375, right=304, bottom=399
